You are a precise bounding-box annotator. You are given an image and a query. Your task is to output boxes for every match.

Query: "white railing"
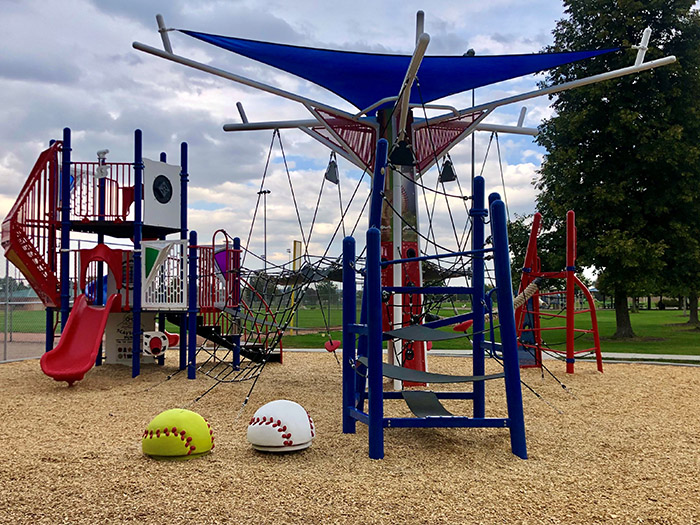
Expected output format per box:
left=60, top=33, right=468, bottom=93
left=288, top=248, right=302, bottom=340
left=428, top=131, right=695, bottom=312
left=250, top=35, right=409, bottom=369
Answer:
left=141, top=240, right=187, bottom=310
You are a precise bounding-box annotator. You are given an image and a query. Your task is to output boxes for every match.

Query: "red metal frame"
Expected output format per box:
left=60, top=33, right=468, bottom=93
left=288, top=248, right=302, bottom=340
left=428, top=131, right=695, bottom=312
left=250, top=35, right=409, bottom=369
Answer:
left=70, top=161, right=134, bottom=222
left=515, top=211, right=603, bottom=373
left=2, top=143, right=137, bottom=309
left=1, top=143, right=62, bottom=307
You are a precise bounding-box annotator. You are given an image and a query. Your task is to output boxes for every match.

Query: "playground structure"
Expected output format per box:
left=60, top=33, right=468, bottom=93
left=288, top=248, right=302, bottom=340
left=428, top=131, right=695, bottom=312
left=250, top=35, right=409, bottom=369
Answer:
left=132, top=11, right=674, bottom=456
left=132, top=12, right=673, bottom=390
left=1, top=128, right=303, bottom=385
left=0, top=9, right=677, bottom=465
left=515, top=211, right=603, bottom=373
left=342, top=140, right=526, bottom=459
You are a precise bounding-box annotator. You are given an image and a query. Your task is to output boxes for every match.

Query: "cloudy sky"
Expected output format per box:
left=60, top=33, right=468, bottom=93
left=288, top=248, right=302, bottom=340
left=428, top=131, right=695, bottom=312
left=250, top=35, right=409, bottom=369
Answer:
left=1, top=0, right=629, bottom=275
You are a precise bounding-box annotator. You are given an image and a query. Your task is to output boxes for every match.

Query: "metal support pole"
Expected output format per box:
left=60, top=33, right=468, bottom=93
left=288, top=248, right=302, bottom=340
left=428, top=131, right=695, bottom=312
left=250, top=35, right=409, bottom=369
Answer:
left=60, top=128, right=72, bottom=331
left=366, top=227, right=384, bottom=460
left=187, top=230, right=198, bottom=379
left=180, top=142, right=189, bottom=370
left=471, top=176, right=486, bottom=418
left=490, top=197, right=527, bottom=460
left=471, top=89, right=475, bottom=184
left=566, top=210, right=576, bottom=374
left=232, top=236, right=241, bottom=369
left=359, top=138, right=388, bottom=404
left=4, top=259, right=8, bottom=361
left=156, top=152, right=168, bottom=367
left=342, top=235, right=356, bottom=434
left=368, top=139, right=389, bottom=229
left=132, top=129, right=143, bottom=378
left=96, top=149, right=107, bottom=367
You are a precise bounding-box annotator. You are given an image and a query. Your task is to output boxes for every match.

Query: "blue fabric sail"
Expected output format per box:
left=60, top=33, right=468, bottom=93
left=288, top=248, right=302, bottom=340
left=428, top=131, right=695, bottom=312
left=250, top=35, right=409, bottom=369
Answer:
left=181, top=30, right=619, bottom=111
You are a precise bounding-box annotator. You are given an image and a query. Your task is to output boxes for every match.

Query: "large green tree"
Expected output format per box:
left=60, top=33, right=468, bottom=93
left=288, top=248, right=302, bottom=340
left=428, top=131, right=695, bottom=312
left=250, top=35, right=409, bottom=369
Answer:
left=535, top=0, right=700, bottom=337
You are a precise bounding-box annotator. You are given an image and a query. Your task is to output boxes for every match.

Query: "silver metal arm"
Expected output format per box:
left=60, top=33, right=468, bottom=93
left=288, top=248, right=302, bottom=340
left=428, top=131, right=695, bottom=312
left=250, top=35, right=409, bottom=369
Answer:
left=236, top=102, right=249, bottom=124
left=396, top=33, right=430, bottom=140
left=423, top=54, right=676, bottom=129
left=477, top=123, right=537, bottom=136
left=517, top=107, right=527, bottom=127
left=155, top=14, right=173, bottom=54
left=132, top=41, right=360, bottom=121
left=632, top=27, right=652, bottom=66
left=222, top=118, right=536, bottom=135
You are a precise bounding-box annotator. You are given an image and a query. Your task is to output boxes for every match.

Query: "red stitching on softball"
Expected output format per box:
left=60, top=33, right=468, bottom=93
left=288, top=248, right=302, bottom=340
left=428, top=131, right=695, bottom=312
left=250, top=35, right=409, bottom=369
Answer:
left=144, top=420, right=215, bottom=456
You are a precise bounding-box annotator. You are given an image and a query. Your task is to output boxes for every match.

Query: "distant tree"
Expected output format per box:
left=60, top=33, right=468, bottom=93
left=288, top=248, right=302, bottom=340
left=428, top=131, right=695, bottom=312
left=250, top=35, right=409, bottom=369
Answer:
left=0, top=276, right=30, bottom=296
left=535, top=0, right=700, bottom=337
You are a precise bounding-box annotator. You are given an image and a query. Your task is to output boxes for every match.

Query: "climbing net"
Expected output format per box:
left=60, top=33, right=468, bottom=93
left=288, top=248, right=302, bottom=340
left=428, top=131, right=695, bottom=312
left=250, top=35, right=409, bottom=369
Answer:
left=191, top=129, right=371, bottom=387
left=190, top=116, right=514, bottom=397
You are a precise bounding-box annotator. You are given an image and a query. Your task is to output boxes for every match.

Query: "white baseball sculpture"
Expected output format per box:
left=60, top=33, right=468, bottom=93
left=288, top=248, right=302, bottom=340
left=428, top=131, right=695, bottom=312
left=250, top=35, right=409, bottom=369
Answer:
left=247, top=400, right=315, bottom=452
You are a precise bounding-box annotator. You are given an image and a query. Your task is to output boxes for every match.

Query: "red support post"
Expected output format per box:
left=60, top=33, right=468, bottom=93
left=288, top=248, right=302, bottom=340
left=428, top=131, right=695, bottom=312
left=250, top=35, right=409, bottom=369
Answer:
left=565, top=211, right=576, bottom=373
left=515, top=210, right=603, bottom=373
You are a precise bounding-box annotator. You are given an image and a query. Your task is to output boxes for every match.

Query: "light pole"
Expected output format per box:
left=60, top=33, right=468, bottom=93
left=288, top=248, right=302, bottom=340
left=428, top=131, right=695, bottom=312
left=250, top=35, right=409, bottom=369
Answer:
left=258, top=189, right=271, bottom=270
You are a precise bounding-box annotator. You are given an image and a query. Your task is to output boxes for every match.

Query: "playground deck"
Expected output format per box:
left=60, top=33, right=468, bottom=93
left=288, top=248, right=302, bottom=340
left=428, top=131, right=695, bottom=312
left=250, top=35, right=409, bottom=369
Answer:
left=0, top=352, right=698, bottom=523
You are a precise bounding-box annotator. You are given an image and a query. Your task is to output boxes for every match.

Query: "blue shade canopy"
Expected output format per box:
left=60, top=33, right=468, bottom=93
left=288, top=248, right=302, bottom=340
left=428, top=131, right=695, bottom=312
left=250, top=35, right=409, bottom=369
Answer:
left=181, top=30, right=619, bottom=111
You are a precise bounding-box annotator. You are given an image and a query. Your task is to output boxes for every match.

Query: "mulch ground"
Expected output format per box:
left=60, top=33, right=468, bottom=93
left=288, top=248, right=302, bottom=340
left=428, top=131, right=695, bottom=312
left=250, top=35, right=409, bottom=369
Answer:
left=0, top=352, right=698, bottom=524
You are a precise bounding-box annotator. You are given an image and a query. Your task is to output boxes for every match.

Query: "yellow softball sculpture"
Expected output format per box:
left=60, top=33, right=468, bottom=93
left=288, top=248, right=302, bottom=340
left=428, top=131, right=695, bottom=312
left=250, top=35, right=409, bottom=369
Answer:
left=142, top=409, right=214, bottom=459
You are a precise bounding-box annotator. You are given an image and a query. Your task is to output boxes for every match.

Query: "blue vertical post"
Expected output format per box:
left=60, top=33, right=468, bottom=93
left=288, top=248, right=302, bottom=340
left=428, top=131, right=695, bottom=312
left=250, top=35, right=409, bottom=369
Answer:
left=490, top=197, right=527, bottom=460
left=46, top=140, right=58, bottom=352
left=487, top=192, right=501, bottom=357
left=231, top=236, right=241, bottom=368
left=356, top=138, right=389, bottom=404
left=132, top=130, right=143, bottom=378
left=45, top=309, right=54, bottom=353
left=187, top=230, right=198, bottom=379
left=366, top=227, right=384, bottom=460
left=368, top=139, right=389, bottom=229
left=470, top=175, right=486, bottom=418
left=60, top=128, right=72, bottom=331
left=155, top=152, right=167, bottom=367
left=179, top=142, right=189, bottom=371
left=95, top=149, right=107, bottom=367
left=342, top=235, right=357, bottom=434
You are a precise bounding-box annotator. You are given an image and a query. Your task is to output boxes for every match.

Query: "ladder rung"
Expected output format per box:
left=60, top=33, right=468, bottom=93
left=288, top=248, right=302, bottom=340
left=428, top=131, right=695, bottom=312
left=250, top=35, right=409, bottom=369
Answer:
left=347, top=323, right=368, bottom=335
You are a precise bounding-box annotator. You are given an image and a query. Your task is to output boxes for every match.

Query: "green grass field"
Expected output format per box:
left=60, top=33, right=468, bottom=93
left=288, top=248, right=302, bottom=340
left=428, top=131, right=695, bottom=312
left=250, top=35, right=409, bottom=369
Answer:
left=3, top=306, right=697, bottom=356
left=280, top=307, right=700, bottom=355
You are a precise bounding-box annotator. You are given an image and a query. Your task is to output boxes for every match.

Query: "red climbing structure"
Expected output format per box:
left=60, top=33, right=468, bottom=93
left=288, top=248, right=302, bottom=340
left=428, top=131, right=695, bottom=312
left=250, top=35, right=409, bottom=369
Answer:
left=515, top=211, right=603, bottom=373
left=1, top=142, right=62, bottom=307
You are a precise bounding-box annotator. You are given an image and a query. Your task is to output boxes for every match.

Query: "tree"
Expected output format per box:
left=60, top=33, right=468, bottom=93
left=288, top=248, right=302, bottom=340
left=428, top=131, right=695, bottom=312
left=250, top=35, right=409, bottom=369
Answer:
left=535, top=0, right=700, bottom=337
left=0, top=276, right=30, bottom=296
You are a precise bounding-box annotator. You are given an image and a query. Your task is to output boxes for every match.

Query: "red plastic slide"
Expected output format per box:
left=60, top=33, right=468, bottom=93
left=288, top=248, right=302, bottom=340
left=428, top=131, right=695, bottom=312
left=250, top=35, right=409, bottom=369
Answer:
left=40, top=293, right=120, bottom=386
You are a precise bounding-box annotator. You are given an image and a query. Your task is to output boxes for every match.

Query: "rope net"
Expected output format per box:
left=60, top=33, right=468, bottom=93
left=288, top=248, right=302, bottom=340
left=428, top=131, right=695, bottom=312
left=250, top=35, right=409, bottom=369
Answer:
left=194, top=245, right=341, bottom=383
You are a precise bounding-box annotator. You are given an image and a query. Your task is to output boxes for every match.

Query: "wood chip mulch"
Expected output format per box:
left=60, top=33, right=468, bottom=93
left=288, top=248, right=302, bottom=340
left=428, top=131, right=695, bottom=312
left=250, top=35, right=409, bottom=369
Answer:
left=0, top=352, right=698, bottom=524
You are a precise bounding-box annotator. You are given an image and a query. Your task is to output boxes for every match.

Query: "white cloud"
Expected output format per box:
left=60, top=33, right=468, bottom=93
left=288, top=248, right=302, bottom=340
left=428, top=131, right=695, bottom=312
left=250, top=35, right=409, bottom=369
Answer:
left=1, top=0, right=577, bottom=276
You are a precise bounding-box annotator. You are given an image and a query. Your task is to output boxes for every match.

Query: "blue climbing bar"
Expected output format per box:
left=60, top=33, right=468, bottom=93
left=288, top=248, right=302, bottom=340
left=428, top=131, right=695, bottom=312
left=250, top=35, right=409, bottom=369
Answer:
left=342, top=235, right=357, bottom=434
left=489, top=197, right=528, bottom=460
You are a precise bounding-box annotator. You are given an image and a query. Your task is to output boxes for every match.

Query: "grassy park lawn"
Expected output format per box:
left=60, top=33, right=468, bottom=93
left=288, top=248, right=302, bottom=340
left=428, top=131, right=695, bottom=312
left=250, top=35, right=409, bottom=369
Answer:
left=280, top=307, right=699, bottom=355
left=3, top=306, right=697, bottom=356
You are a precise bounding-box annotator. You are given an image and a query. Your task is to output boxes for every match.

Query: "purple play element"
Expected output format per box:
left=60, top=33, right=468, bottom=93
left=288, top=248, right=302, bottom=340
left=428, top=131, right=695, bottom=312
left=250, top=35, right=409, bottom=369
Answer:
left=214, top=249, right=228, bottom=280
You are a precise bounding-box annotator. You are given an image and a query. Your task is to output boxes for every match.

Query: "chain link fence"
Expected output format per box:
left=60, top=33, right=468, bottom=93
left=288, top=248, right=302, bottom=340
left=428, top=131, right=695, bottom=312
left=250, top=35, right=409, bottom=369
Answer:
left=1, top=261, right=52, bottom=362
